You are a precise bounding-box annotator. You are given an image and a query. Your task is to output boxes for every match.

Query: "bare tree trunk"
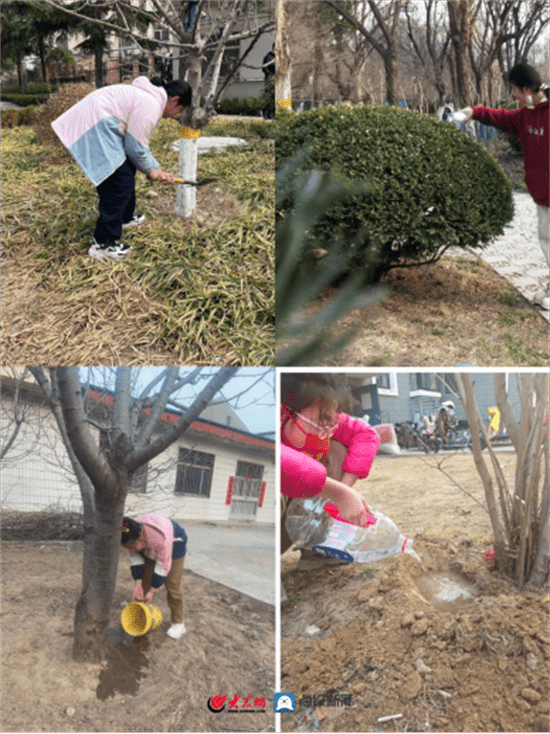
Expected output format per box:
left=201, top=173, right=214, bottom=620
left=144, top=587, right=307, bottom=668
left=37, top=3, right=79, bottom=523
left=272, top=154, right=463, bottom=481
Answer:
left=447, top=0, right=474, bottom=106
left=94, top=46, right=103, bottom=88
left=275, top=0, right=292, bottom=107
left=73, top=487, right=127, bottom=661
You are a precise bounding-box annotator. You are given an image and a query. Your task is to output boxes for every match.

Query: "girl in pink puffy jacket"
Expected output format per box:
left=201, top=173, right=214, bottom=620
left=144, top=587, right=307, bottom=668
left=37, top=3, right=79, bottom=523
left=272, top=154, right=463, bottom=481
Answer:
left=280, top=373, right=380, bottom=558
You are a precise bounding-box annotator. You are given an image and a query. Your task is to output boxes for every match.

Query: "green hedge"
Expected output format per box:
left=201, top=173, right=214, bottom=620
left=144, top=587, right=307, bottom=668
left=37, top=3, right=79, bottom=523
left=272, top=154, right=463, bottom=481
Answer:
left=1, top=93, right=50, bottom=106
left=217, top=96, right=264, bottom=116
left=1, top=106, right=39, bottom=128
left=2, top=82, right=60, bottom=95
left=276, top=104, right=514, bottom=282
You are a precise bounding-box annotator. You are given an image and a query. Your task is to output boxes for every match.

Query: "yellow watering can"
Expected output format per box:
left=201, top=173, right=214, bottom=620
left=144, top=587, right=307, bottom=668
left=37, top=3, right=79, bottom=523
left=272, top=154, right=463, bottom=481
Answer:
left=121, top=602, right=162, bottom=636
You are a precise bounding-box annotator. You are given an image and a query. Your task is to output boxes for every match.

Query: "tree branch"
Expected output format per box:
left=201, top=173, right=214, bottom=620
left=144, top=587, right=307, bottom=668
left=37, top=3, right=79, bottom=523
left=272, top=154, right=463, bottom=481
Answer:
left=126, top=367, right=239, bottom=472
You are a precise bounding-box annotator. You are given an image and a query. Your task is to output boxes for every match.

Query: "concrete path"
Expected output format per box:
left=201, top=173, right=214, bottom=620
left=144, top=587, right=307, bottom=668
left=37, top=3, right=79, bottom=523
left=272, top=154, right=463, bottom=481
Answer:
left=450, top=191, right=549, bottom=322
left=175, top=519, right=275, bottom=607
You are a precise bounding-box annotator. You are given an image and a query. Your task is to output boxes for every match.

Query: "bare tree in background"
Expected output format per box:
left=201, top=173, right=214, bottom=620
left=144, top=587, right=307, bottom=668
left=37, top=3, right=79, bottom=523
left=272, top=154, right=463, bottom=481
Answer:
left=404, top=0, right=451, bottom=107
left=455, top=373, right=549, bottom=588
left=29, top=366, right=239, bottom=662
left=1, top=368, right=38, bottom=461
left=323, top=0, right=404, bottom=105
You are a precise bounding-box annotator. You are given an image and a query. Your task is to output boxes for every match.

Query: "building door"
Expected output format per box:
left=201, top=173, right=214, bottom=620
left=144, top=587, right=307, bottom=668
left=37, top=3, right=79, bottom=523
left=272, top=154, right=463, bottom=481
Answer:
left=229, top=461, right=265, bottom=519
left=354, top=384, right=381, bottom=424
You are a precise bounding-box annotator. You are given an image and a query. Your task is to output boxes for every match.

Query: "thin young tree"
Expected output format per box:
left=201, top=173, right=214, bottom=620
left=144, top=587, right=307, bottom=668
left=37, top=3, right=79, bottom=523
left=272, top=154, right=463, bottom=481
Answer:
left=29, top=366, right=239, bottom=662
left=455, top=372, right=549, bottom=587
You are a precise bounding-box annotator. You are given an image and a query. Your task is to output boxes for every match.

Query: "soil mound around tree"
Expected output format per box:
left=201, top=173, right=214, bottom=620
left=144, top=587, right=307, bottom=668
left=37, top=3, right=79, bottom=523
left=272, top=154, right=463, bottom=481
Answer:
left=2, top=540, right=274, bottom=732
left=281, top=538, right=549, bottom=733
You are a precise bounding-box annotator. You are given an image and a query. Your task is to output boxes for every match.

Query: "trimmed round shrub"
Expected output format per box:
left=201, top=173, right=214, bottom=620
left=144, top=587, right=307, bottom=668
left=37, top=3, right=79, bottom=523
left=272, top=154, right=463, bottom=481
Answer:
left=276, top=104, right=514, bottom=282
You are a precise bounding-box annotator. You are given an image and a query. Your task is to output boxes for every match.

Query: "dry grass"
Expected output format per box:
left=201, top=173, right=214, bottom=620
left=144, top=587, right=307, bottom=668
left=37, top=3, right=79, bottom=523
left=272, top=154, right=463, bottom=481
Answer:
left=1, top=119, right=274, bottom=365
left=1, top=510, right=84, bottom=540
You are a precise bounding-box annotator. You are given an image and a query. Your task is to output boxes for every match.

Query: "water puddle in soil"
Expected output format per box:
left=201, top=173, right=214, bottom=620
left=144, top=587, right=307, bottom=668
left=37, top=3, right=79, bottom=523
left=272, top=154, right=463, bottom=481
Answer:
left=415, top=571, right=477, bottom=611
left=96, top=628, right=150, bottom=700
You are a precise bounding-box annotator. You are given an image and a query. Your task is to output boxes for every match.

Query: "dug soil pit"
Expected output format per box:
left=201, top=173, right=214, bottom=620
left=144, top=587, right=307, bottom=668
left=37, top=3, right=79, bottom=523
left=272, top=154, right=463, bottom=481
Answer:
left=281, top=453, right=549, bottom=733
left=2, top=541, right=274, bottom=732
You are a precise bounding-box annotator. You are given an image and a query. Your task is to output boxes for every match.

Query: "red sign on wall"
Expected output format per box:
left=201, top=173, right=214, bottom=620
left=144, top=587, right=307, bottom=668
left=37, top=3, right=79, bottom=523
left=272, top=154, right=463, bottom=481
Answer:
left=225, top=476, right=235, bottom=505
left=258, top=481, right=266, bottom=508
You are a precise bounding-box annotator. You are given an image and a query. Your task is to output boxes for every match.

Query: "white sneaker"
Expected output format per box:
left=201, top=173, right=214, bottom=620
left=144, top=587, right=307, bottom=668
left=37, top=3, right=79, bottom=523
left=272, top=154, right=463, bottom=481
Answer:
left=122, top=214, right=146, bottom=229
left=88, top=237, right=132, bottom=260
left=534, top=291, right=550, bottom=310
left=166, top=623, right=186, bottom=639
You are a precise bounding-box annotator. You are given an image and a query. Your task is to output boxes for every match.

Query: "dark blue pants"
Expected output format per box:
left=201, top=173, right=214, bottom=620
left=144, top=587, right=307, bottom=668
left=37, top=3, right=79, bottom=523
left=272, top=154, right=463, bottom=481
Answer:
left=94, top=158, right=136, bottom=243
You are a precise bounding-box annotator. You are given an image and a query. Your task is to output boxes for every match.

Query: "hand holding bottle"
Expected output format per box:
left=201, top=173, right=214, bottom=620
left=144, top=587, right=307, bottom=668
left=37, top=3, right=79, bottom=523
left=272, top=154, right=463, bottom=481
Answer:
left=321, top=477, right=372, bottom=527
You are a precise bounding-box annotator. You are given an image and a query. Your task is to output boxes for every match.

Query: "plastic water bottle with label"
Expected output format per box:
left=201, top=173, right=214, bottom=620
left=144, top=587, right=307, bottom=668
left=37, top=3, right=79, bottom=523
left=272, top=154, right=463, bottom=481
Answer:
left=285, top=496, right=421, bottom=564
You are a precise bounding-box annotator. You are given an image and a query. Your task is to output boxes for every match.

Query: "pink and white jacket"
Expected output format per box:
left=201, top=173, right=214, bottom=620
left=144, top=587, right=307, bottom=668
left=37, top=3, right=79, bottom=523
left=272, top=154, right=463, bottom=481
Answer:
left=51, top=77, right=166, bottom=186
left=281, top=413, right=380, bottom=498
left=128, top=513, right=175, bottom=586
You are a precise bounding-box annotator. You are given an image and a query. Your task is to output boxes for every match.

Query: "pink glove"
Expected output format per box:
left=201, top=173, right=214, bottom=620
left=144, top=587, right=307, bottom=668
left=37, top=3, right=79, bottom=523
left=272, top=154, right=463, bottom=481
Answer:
left=324, top=501, right=377, bottom=527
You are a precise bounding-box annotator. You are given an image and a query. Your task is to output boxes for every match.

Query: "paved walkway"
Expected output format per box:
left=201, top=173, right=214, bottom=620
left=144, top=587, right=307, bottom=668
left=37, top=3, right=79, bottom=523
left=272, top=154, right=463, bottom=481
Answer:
left=175, top=519, right=274, bottom=607
left=450, top=191, right=549, bottom=322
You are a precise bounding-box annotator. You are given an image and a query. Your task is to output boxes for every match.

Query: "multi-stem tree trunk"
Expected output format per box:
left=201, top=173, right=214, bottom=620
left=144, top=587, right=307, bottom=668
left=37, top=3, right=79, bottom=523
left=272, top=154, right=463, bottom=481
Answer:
left=457, top=372, right=549, bottom=587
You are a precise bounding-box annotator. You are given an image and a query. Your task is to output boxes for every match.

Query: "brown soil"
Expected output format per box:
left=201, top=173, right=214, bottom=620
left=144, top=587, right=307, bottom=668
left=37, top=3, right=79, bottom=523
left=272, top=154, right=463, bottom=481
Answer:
left=281, top=453, right=549, bottom=733
left=1, top=541, right=274, bottom=732
left=317, top=256, right=548, bottom=367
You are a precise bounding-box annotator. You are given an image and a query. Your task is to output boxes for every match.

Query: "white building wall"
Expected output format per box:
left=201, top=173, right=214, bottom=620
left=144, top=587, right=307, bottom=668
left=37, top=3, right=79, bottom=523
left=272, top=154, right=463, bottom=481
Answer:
left=2, top=393, right=274, bottom=524
left=1, top=396, right=81, bottom=512
left=123, top=435, right=274, bottom=525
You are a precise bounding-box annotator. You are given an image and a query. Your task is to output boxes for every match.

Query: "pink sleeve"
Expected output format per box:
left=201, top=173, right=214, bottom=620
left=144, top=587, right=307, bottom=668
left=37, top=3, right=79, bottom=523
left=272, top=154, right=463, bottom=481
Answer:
left=472, top=106, right=521, bottom=136
left=281, top=444, right=327, bottom=498
left=332, top=414, right=381, bottom=478
left=139, top=518, right=173, bottom=577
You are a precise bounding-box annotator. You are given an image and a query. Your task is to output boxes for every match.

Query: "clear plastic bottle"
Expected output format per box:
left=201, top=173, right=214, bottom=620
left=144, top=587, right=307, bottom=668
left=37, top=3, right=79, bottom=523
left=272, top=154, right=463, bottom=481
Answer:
left=285, top=496, right=419, bottom=564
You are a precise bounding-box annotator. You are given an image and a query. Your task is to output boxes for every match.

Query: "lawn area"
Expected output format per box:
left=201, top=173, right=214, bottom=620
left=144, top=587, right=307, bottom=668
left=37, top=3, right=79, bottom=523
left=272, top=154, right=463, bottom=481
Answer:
left=1, top=118, right=274, bottom=365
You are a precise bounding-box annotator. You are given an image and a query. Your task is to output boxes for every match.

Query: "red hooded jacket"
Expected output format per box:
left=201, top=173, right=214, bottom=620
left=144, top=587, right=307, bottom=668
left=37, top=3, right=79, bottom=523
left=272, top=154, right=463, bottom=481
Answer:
left=472, top=98, right=549, bottom=207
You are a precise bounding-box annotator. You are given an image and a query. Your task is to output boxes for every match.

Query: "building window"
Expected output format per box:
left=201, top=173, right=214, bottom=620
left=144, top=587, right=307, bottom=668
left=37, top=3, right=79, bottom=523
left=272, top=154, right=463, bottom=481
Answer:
left=130, top=463, right=148, bottom=494
left=154, top=28, right=169, bottom=41
left=442, top=374, right=459, bottom=394
left=375, top=373, right=398, bottom=396
left=377, top=374, right=392, bottom=390
left=175, top=448, right=214, bottom=497
left=410, top=373, right=438, bottom=391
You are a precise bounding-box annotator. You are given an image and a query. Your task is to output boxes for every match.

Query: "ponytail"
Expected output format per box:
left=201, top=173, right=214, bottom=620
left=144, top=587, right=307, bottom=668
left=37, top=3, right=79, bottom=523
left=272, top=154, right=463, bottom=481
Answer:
left=121, top=516, right=142, bottom=545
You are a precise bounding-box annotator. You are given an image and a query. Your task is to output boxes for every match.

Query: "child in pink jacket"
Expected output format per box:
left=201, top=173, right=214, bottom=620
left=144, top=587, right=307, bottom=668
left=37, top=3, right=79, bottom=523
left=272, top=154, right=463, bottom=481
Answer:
left=51, top=77, right=191, bottom=260
left=121, top=513, right=187, bottom=639
left=456, top=63, right=549, bottom=309
left=280, top=373, right=380, bottom=560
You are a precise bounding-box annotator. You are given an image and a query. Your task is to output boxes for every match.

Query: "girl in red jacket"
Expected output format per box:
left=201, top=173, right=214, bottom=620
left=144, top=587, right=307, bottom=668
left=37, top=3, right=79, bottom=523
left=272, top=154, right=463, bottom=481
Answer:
left=280, top=373, right=380, bottom=561
left=457, top=63, right=549, bottom=309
